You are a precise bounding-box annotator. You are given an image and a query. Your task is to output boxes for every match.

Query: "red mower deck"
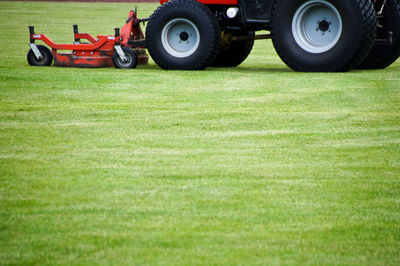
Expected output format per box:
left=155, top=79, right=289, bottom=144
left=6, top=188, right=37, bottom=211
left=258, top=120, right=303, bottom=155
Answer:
left=27, top=10, right=148, bottom=69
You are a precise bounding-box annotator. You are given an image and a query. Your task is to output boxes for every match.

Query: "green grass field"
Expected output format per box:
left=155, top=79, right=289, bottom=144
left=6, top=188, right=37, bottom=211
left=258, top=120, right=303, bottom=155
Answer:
left=1, top=1, right=400, bottom=264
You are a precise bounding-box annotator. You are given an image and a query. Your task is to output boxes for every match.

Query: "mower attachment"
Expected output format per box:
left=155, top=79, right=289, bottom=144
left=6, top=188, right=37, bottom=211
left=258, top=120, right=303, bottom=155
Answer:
left=27, top=10, right=148, bottom=69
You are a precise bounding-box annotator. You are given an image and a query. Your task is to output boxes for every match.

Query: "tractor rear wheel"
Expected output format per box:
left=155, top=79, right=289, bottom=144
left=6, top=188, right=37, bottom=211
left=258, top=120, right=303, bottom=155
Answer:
left=357, top=0, right=400, bottom=69
left=146, top=0, right=220, bottom=70
left=271, top=0, right=376, bottom=72
left=211, top=31, right=254, bottom=67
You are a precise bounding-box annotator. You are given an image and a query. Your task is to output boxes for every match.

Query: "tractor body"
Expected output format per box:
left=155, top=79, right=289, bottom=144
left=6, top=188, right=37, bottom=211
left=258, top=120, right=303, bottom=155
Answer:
left=27, top=0, right=400, bottom=72
left=145, top=0, right=400, bottom=71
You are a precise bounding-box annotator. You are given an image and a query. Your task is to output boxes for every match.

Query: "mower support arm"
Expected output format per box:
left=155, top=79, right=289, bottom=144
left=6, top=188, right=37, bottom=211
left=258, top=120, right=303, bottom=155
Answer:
left=30, top=33, right=114, bottom=51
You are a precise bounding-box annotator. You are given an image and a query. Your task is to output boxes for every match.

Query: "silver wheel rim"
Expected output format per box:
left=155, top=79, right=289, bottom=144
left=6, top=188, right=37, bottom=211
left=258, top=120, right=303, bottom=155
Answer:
left=118, top=52, right=132, bottom=68
left=292, top=0, right=342, bottom=54
left=161, top=18, right=200, bottom=58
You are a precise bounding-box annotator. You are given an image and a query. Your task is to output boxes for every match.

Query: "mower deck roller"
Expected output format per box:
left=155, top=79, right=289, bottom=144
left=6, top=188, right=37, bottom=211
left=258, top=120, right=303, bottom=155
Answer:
left=27, top=10, right=148, bottom=69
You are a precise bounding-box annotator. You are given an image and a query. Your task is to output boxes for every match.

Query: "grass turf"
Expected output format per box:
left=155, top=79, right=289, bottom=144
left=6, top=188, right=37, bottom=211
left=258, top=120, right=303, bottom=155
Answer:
left=0, top=1, right=400, bottom=264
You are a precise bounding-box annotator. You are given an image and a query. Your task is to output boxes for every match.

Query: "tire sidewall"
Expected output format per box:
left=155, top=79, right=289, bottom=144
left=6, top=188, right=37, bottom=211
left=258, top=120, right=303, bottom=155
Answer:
left=147, top=1, right=219, bottom=69
left=357, top=0, right=400, bottom=69
left=272, top=0, right=365, bottom=71
left=212, top=30, right=254, bottom=67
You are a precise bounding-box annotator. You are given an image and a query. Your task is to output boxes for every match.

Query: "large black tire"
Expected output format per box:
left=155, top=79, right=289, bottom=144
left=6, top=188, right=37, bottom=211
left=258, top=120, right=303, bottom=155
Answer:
left=357, top=0, right=400, bottom=69
left=271, top=0, right=376, bottom=72
left=112, top=47, right=138, bottom=69
left=145, top=0, right=220, bottom=70
left=211, top=31, right=254, bottom=67
left=27, top=45, right=53, bottom=66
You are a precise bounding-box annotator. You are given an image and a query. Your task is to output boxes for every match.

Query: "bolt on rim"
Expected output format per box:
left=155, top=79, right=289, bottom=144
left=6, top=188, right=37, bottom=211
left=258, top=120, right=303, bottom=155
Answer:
left=161, top=18, right=200, bottom=58
left=292, top=0, right=343, bottom=53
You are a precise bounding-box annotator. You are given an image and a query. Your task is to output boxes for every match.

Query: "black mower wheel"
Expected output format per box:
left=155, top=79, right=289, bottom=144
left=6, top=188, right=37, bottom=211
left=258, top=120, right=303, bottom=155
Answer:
left=211, top=30, right=254, bottom=67
left=27, top=45, right=53, bottom=66
left=357, top=0, right=400, bottom=69
left=271, top=0, right=376, bottom=72
left=146, top=0, right=221, bottom=70
left=113, top=47, right=138, bottom=69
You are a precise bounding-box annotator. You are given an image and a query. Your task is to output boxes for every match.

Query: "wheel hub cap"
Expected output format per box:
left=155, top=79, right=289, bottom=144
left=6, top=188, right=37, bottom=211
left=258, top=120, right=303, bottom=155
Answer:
left=161, top=18, right=200, bottom=58
left=179, top=31, right=189, bottom=41
left=292, top=0, right=343, bottom=53
left=318, top=19, right=330, bottom=32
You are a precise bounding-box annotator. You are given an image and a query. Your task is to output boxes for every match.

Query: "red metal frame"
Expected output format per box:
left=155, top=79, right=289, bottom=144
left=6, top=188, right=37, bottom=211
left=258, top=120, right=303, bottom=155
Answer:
left=160, top=0, right=238, bottom=5
left=29, top=10, right=148, bottom=68
left=161, top=0, right=377, bottom=7
left=161, top=0, right=377, bottom=8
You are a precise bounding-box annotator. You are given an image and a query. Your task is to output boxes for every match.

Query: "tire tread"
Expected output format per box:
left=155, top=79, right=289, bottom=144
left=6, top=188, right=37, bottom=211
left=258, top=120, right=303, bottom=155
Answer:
left=146, top=0, right=220, bottom=70
left=271, top=0, right=376, bottom=72
left=357, top=0, right=400, bottom=69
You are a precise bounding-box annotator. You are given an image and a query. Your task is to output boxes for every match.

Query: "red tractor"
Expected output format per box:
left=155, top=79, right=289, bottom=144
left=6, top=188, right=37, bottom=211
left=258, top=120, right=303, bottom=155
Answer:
left=145, top=0, right=400, bottom=71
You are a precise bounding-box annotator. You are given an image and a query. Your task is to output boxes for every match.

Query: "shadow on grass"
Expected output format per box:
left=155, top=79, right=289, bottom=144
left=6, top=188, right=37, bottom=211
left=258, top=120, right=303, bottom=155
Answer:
left=224, top=66, right=292, bottom=74
left=113, top=61, right=400, bottom=74
left=138, top=63, right=292, bottom=73
left=350, top=64, right=400, bottom=74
